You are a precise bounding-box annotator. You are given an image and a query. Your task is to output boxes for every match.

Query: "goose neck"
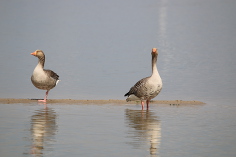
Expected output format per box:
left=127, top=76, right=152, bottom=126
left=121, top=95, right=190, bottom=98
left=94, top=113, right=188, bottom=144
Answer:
left=37, top=56, right=45, bottom=68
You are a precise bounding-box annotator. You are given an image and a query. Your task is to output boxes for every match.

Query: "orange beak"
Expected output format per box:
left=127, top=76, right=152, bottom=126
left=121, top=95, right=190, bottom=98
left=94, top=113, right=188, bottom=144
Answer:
left=152, top=48, right=157, bottom=53
left=31, top=51, right=36, bottom=56
left=152, top=48, right=158, bottom=54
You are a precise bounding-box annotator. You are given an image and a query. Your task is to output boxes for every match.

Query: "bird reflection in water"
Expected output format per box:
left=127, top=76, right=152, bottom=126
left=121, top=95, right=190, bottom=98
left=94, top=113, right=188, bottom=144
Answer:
left=30, top=107, right=58, bottom=156
left=125, top=109, right=161, bottom=156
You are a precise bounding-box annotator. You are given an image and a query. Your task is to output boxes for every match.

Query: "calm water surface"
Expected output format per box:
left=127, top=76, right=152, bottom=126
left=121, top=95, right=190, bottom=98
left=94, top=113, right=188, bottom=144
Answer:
left=0, top=103, right=235, bottom=157
left=1, top=0, right=236, bottom=156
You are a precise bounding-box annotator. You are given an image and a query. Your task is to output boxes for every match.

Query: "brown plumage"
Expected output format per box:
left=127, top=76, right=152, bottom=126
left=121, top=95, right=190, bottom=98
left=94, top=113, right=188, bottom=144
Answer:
left=31, top=50, right=59, bottom=103
left=124, top=48, right=162, bottom=110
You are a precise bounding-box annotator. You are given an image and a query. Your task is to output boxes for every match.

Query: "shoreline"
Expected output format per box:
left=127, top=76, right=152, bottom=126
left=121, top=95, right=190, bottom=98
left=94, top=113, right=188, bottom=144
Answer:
left=0, top=98, right=205, bottom=105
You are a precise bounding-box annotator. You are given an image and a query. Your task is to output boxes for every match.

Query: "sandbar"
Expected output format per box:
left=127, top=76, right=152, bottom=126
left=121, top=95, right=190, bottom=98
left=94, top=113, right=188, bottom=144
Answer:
left=0, top=98, right=205, bottom=105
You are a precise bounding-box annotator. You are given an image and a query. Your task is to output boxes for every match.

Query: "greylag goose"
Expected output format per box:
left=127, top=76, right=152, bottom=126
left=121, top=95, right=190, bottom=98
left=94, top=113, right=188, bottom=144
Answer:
left=124, top=48, right=162, bottom=109
left=31, top=50, right=59, bottom=103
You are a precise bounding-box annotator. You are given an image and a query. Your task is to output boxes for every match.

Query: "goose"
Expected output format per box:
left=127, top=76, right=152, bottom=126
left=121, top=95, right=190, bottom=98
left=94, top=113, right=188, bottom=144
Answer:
left=124, top=48, right=162, bottom=109
left=31, top=50, right=59, bottom=103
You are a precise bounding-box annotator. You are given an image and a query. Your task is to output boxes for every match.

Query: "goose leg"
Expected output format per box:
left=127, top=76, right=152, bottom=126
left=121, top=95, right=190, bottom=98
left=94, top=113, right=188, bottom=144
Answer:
left=146, top=100, right=150, bottom=110
left=38, top=90, right=49, bottom=103
left=141, top=101, right=145, bottom=110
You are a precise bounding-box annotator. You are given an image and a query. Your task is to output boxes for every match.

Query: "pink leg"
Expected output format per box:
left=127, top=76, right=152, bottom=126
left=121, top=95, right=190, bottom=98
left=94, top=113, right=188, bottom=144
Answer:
left=146, top=100, right=150, bottom=110
left=141, top=101, right=145, bottom=110
left=38, top=90, right=49, bottom=103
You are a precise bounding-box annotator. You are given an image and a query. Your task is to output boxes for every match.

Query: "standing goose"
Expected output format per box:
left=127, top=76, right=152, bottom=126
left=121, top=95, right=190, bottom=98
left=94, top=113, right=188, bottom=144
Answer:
left=124, top=48, right=162, bottom=110
left=31, top=50, right=59, bottom=103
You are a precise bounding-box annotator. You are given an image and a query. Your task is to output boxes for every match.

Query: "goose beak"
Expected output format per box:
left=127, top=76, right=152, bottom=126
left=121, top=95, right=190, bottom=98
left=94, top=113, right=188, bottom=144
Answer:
left=31, top=51, right=36, bottom=56
left=152, top=48, right=158, bottom=54
left=152, top=48, right=157, bottom=53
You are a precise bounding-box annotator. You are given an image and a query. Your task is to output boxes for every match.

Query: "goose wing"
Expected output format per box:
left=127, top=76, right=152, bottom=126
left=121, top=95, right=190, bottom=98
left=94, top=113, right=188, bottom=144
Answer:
left=44, top=69, right=59, bottom=81
left=124, top=77, right=149, bottom=97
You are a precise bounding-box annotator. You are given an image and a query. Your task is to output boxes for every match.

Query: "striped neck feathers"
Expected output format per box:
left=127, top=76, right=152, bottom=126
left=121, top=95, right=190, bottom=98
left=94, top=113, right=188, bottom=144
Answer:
left=151, top=54, right=158, bottom=76
left=37, top=55, right=45, bottom=68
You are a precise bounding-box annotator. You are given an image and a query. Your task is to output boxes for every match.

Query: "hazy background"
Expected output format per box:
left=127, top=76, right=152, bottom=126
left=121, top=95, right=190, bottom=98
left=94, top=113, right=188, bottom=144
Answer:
left=1, top=1, right=236, bottom=157
left=0, top=0, right=236, bottom=104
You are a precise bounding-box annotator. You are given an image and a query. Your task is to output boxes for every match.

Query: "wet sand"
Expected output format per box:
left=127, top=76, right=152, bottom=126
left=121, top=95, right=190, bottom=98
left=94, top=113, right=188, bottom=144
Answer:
left=0, top=98, right=205, bottom=105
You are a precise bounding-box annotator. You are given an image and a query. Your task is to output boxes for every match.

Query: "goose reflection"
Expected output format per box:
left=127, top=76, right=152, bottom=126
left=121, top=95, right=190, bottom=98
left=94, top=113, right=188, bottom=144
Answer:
left=125, top=109, right=161, bottom=156
left=30, top=107, right=57, bottom=156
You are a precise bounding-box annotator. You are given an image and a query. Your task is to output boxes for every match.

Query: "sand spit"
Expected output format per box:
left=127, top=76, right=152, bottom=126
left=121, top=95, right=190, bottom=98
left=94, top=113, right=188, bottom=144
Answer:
left=0, top=98, right=205, bottom=105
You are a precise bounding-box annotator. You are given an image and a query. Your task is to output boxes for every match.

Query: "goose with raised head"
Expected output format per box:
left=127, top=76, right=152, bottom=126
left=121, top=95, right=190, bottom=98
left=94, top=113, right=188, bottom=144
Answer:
left=124, top=48, right=162, bottom=110
left=31, top=50, right=59, bottom=103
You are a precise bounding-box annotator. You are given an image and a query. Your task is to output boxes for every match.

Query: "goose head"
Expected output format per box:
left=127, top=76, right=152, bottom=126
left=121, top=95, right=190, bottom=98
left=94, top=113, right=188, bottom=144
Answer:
left=31, top=50, right=45, bottom=58
left=151, top=48, right=158, bottom=57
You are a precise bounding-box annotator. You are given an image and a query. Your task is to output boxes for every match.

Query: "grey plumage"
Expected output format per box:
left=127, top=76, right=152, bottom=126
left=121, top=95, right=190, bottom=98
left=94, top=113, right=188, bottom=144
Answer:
left=31, top=50, right=59, bottom=102
left=124, top=77, right=149, bottom=98
left=124, top=48, right=162, bottom=109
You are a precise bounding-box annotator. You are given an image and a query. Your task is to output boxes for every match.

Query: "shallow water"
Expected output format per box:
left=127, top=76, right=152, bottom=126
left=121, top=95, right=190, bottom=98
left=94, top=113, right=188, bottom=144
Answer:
left=1, top=0, right=236, bottom=156
left=0, top=103, right=235, bottom=157
left=0, top=0, right=236, bottom=102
